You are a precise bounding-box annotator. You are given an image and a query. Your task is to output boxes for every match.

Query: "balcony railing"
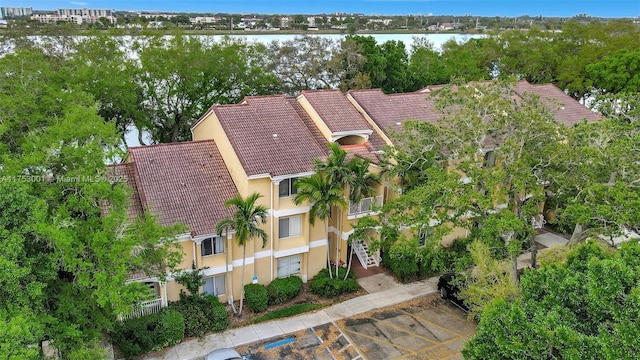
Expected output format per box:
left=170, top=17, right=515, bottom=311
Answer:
left=120, top=298, right=164, bottom=321
left=349, top=195, right=383, bottom=216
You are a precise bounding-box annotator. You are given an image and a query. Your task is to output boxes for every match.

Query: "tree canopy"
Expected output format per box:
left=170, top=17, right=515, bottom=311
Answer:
left=0, top=48, right=183, bottom=358
left=464, top=241, right=640, bottom=359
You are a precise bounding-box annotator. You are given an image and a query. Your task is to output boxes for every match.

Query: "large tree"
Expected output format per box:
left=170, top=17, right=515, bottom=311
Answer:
left=551, top=117, right=640, bottom=245
left=383, top=80, right=564, bottom=275
left=464, top=240, right=640, bottom=359
left=267, top=35, right=340, bottom=95
left=0, top=48, right=183, bottom=358
left=135, top=33, right=279, bottom=143
left=67, top=32, right=144, bottom=145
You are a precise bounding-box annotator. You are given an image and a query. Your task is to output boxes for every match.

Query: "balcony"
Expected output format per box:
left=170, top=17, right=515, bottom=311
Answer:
left=119, top=298, right=164, bottom=321
left=348, top=195, right=383, bottom=218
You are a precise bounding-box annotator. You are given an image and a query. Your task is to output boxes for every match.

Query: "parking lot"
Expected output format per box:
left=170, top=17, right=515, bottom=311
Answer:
left=234, top=295, right=475, bottom=360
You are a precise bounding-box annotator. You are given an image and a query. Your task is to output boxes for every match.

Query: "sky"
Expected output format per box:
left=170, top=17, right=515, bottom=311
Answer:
left=1, top=1, right=638, bottom=18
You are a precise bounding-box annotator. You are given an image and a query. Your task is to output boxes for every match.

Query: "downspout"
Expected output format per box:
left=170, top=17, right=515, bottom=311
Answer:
left=162, top=282, right=168, bottom=307
left=192, top=240, right=197, bottom=269
left=270, top=180, right=275, bottom=281
left=225, top=227, right=237, bottom=313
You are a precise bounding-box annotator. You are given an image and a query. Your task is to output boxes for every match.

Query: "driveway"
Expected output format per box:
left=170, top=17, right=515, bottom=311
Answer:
left=233, top=295, right=475, bottom=360
left=338, top=296, right=475, bottom=360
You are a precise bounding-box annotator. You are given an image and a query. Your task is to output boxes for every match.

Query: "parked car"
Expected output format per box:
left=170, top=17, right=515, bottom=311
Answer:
left=205, top=348, right=244, bottom=360
left=437, top=273, right=469, bottom=311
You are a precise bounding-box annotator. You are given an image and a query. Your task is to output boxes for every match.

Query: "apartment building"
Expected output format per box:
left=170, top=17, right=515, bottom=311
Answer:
left=31, top=8, right=115, bottom=24
left=0, top=6, right=32, bottom=19
left=115, top=80, right=600, bottom=310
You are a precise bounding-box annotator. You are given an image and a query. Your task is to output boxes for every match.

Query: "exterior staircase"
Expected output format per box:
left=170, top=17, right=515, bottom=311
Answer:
left=354, top=241, right=380, bottom=269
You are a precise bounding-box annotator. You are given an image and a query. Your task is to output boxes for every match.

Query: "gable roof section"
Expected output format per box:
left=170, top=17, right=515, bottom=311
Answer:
left=128, top=140, right=238, bottom=236
left=514, top=81, right=601, bottom=126
left=286, top=96, right=329, bottom=153
left=350, top=81, right=601, bottom=140
left=214, top=95, right=327, bottom=178
left=300, top=89, right=372, bottom=133
left=300, top=89, right=387, bottom=151
left=348, top=89, right=442, bottom=140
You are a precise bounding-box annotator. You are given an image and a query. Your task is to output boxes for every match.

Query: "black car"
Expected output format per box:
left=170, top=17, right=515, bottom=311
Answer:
left=437, top=273, right=469, bottom=311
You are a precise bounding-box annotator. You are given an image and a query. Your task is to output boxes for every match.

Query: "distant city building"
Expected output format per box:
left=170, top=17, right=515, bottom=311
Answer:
left=31, top=8, right=115, bottom=24
left=138, top=12, right=177, bottom=20
left=191, top=16, right=220, bottom=24
left=0, top=6, right=33, bottom=19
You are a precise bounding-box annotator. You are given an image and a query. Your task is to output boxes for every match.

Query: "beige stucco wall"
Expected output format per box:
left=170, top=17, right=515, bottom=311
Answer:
left=297, top=95, right=332, bottom=142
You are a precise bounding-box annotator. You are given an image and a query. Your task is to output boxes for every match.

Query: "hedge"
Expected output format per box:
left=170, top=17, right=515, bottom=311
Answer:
left=168, top=294, right=228, bottom=338
left=244, top=283, right=268, bottom=313
left=111, top=309, right=184, bottom=359
left=267, top=276, right=302, bottom=305
left=309, top=268, right=358, bottom=298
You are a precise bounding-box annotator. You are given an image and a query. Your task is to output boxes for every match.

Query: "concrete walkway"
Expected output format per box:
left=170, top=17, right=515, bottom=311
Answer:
left=142, top=274, right=437, bottom=360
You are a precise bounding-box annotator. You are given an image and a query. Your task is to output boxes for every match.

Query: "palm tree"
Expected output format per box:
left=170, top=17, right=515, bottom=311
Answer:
left=293, top=172, right=347, bottom=279
left=344, top=157, right=380, bottom=280
left=315, top=143, right=353, bottom=185
left=215, top=192, right=268, bottom=317
left=315, top=143, right=353, bottom=274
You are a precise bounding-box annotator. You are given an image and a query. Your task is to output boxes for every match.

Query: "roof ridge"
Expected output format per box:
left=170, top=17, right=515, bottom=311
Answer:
left=128, top=139, right=215, bottom=151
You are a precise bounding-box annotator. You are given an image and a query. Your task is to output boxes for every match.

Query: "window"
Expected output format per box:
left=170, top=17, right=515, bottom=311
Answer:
left=279, top=215, right=302, bottom=238
left=348, top=195, right=383, bottom=216
left=279, top=178, right=298, bottom=198
left=483, top=150, right=496, bottom=168
left=277, top=255, right=301, bottom=278
left=203, top=275, right=225, bottom=296
left=201, top=236, right=224, bottom=256
left=418, top=227, right=434, bottom=247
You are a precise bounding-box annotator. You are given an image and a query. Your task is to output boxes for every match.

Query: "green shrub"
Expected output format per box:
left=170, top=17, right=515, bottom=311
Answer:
left=418, top=243, right=451, bottom=276
left=111, top=309, right=184, bottom=359
left=387, top=243, right=419, bottom=282
left=267, top=276, right=302, bottom=305
left=244, top=283, right=268, bottom=313
left=309, top=268, right=358, bottom=298
left=168, top=295, right=228, bottom=338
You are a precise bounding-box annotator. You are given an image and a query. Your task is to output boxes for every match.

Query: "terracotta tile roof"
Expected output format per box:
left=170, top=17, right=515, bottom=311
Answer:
left=514, top=81, right=602, bottom=126
left=107, top=163, right=145, bottom=219
left=299, top=90, right=387, bottom=151
left=128, top=140, right=238, bottom=236
left=348, top=89, right=442, bottom=140
left=214, top=95, right=327, bottom=177
left=341, top=144, right=380, bottom=165
left=350, top=81, right=601, bottom=140
left=300, top=89, right=372, bottom=133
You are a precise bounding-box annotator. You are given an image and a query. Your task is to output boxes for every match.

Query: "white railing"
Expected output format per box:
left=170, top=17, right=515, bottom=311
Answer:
left=354, top=241, right=370, bottom=270
left=120, top=298, right=164, bottom=321
left=353, top=241, right=379, bottom=269
left=531, top=215, right=546, bottom=229
left=349, top=195, right=383, bottom=216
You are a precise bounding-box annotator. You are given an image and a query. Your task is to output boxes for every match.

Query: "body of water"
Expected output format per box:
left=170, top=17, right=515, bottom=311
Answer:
left=208, top=33, right=484, bottom=51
